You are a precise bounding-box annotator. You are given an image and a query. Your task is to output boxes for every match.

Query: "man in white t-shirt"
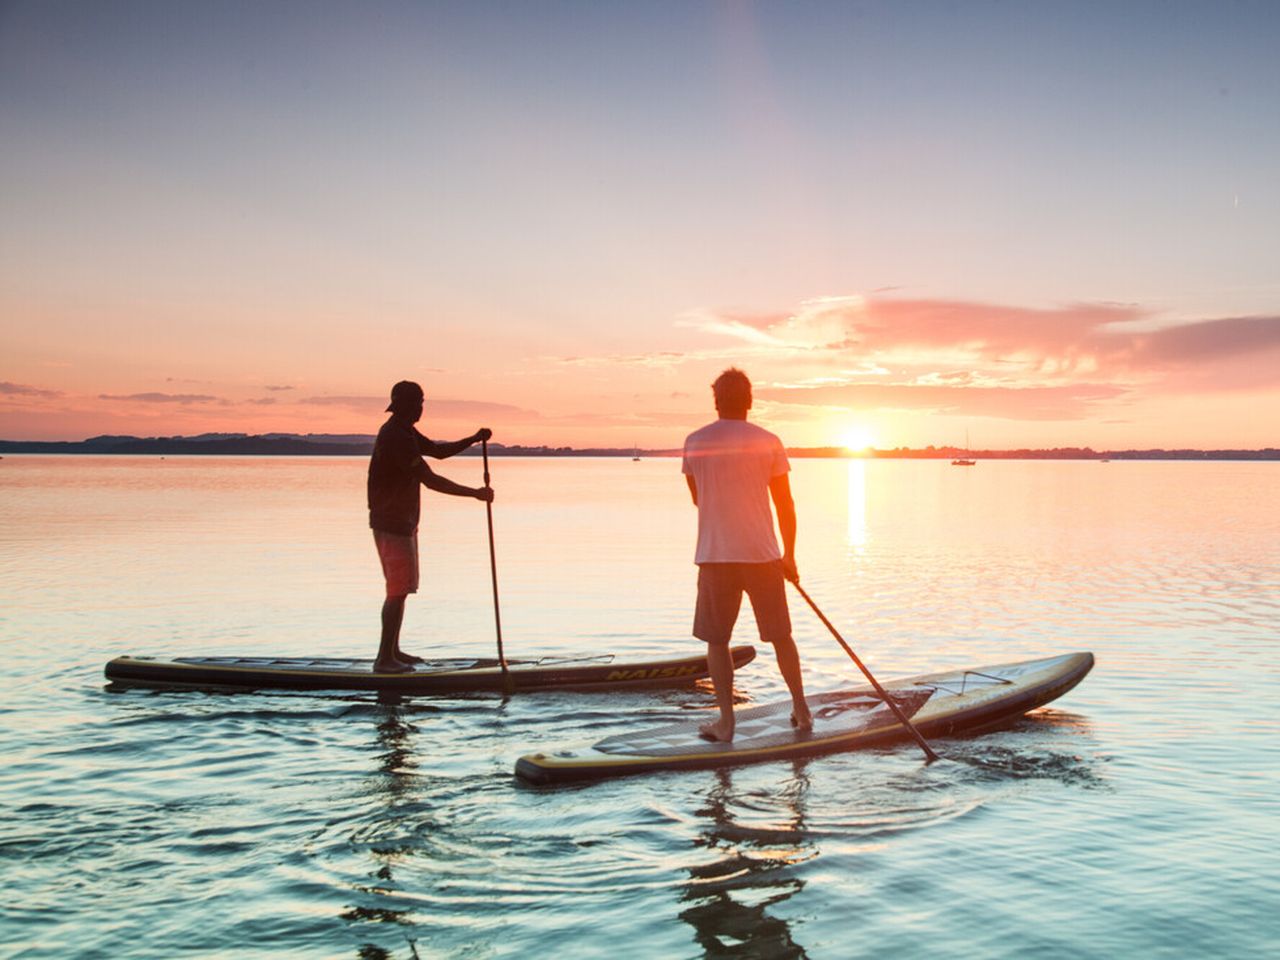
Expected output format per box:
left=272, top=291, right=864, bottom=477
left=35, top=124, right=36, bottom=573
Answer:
left=682, top=368, right=812, bottom=742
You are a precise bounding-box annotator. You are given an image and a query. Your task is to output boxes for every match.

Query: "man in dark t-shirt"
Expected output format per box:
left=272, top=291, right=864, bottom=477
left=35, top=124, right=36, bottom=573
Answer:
left=368, top=380, right=493, bottom=673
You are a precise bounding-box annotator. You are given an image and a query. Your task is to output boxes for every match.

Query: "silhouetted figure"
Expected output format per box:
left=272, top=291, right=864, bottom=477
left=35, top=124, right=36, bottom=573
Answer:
left=683, top=368, right=811, bottom=741
left=368, top=380, right=493, bottom=673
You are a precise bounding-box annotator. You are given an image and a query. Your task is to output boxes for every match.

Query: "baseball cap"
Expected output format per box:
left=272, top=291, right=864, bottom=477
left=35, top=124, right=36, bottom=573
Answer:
left=386, top=380, right=424, bottom=412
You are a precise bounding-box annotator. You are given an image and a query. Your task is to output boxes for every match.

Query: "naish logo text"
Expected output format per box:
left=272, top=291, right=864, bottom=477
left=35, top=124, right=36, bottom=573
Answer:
left=606, top=665, right=698, bottom=681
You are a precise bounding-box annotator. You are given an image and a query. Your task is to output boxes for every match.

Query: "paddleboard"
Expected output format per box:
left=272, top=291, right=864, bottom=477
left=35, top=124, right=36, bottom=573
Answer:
left=514, top=651, right=1093, bottom=783
left=104, top=645, right=757, bottom=694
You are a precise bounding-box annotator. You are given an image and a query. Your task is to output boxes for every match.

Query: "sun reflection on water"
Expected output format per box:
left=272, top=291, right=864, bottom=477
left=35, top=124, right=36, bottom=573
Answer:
left=846, top=459, right=868, bottom=555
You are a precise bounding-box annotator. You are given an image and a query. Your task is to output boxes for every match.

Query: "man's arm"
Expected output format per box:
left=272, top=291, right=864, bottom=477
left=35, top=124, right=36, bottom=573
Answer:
left=419, top=428, right=492, bottom=460
left=420, top=462, right=493, bottom=502
left=686, top=474, right=698, bottom=506
left=769, top=473, right=798, bottom=583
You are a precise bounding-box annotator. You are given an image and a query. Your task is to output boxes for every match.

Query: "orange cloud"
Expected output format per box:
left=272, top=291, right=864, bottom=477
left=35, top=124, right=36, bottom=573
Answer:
left=298, top=395, right=542, bottom=421
left=828, top=300, right=1274, bottom=372
left=97, top=392, right=224, bottom=405
left=669, top=296, right=1280, bottom=425
left=757, top=381, right=1130, bottom=421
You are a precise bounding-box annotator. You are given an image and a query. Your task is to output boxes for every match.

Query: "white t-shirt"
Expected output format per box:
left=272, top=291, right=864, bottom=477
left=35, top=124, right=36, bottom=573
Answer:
left=682, top=418, right=790, bottom=564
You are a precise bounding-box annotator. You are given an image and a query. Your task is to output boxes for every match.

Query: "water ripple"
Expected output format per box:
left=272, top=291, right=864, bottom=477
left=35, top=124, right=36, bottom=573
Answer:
left=3, top=458, right=1278, bottom=958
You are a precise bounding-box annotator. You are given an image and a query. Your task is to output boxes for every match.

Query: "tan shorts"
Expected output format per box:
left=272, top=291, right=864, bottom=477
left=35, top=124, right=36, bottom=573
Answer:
left=373, top=530, right=419, bottom=597
left=694, top=561, right=791, bottom=647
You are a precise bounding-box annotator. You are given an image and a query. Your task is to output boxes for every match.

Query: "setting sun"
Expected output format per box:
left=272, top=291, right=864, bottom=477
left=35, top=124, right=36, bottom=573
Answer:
left=841, top=425, right=877, bottom=453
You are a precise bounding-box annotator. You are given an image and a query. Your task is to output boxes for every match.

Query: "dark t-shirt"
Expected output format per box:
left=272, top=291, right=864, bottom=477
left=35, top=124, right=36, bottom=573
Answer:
left=368, top=417, right=430, bottom=535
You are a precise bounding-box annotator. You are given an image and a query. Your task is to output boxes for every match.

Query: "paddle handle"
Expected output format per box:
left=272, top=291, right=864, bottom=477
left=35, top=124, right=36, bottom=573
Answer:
left=791, top=580, right=939, bottom=763
left=482, top=439, right=511, bottom=690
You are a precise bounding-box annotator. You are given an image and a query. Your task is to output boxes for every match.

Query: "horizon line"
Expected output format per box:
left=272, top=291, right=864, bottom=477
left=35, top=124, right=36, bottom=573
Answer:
left=1, top=434, right=1277, bottom=460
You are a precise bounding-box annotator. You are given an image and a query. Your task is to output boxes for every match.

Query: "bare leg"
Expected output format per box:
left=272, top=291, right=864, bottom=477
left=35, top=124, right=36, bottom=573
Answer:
left=698, top=644, right=737, bottom=742
left=772, top=636, right=812, bottom=731
left=375, top=596, right=412, bottom=673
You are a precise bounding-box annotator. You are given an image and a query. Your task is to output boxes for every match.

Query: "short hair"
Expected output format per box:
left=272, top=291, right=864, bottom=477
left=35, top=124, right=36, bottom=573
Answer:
left=712, top=367, right=752, bottom=414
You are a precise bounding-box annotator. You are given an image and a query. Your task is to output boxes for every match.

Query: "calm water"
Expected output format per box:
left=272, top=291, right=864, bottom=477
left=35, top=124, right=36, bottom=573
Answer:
left=1, top=455, right=1277, bottom=959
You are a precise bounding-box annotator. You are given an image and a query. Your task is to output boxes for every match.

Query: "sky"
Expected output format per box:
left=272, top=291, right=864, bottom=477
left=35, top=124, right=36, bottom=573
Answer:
left=2, top=0, right=1278, bottom=450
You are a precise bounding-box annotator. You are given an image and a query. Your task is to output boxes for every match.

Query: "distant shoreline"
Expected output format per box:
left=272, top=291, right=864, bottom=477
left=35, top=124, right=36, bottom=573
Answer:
left=1, top=434, right=1277, bottom=461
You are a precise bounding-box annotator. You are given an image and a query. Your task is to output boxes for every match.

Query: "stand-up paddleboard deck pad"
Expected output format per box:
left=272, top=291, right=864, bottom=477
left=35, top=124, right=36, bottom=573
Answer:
left=515, top=652, right=1094, bottom=784
left=104, top=645, right=757, bottom=693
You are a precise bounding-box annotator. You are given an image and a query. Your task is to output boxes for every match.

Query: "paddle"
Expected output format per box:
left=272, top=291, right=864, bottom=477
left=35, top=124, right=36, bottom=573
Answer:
left=481, top=438, right=512, bottom=695
left=789, top=580, right=940, bottom=763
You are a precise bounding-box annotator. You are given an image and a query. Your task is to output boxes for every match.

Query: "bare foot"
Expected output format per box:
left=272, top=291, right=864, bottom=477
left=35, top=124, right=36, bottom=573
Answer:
left=790, top=708, right=813, bottom=733
left=395, top=652, right=426, bottom=664
left=373, top=658, right=413, bottom=674
left=698, top=719, right=735, bottom=743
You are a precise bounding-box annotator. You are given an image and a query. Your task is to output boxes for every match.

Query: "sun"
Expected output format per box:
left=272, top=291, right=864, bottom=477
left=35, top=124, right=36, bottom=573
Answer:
left=840, top=425, right=877, bottom=453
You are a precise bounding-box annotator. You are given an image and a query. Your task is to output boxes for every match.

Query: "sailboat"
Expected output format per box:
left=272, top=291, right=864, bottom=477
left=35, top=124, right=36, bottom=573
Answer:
left=631, top=446, right=641, bottom=462
left=951, top=430, right=976, bottom=466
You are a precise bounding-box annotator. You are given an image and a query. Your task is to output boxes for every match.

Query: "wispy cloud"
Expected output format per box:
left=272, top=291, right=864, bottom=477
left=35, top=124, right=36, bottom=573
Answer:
left=757, top=381, right=1130, bottom=421
left=710, top=297, right=1280, bottom=377
left=264, top=384, right=295, bottom=392
left=98, top=392, right=222, bottom=404
left=426, top=399, right=541, bottom=421
left=554, top=351, right=693, bottom=369
left=702, top=296, right=1151, bottom=372
left=675, top=311, right=791, bottom=347
left=297, top=395, right=384, bottom=409
left=551, top=343, right=803, bottom=370
left=298, top=395, right=541, bottom=421
left=544, top=295, right=1279, bottom=427
left=1, top=381, right=63, bottom=399
left=701, top=297, right=1280, bottom=402
left=543, top=409, right=699, bottom=429
left=1121, top=315, right=1280, bottom=388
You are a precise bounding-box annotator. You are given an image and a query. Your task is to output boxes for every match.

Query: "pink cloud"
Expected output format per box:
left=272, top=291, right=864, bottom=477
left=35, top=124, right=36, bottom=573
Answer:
left=853, top=299, right=1143, bottom=356
left=758, top=381, right=1130, bottom=421
left=1126, top=315, right=1280, bottom=369
left=692, top=297, right=1280, bottom=391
